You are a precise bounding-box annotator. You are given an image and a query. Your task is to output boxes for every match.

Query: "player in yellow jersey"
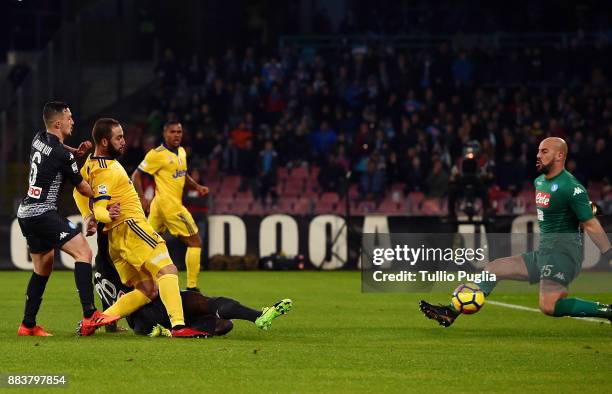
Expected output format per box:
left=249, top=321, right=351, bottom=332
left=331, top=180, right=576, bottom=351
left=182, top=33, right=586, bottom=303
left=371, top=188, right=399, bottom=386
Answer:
left=73, top=118, right=209, bottom=338
left=132, top=121, right=209, bottom=291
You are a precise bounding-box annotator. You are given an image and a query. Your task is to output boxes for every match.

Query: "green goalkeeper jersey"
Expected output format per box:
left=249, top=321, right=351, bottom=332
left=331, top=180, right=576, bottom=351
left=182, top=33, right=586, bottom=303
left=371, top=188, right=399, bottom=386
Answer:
left=534, top=169, right=594, bottom=253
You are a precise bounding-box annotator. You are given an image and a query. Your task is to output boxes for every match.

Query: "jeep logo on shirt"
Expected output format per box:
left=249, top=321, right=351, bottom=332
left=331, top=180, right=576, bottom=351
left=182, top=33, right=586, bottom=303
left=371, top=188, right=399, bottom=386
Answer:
left=535, top=191, right=551, bottom=208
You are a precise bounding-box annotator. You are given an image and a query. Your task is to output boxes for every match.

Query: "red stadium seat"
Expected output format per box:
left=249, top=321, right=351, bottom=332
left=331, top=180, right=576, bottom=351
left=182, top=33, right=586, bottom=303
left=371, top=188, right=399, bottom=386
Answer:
left=291, top=166, right=309, bottom=179
left=213, top=200, right=232, bottom=214
left=293, top=198, right=312, bottom=215
left=231, top=200, right=251, bottom=215
left=421, top=198, right=442, bottom=215
left=223, top=176, right=241, bottom=190
left=277, top=167, right=290, bottom=181
left=314, top=200, right=336, bottom=214
left=320, top=192, right=340, bottom=204
left=309, top=166, right=320, bottom=181
left=355, top=201, right=376, bottom=215
left=235, top=190, right=254, bottom=202
left=407, top=192, right=425, bottom=210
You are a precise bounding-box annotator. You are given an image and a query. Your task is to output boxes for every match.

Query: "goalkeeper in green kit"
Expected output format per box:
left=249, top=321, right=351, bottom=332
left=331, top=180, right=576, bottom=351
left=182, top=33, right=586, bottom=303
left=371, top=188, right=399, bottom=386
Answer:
left=420, top=137, right=612, bottom=327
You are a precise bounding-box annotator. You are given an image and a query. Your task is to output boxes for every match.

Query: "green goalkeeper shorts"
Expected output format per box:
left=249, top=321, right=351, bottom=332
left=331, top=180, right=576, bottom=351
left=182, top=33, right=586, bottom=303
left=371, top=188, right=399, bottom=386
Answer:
left=522, top=250, right=581, bottom=287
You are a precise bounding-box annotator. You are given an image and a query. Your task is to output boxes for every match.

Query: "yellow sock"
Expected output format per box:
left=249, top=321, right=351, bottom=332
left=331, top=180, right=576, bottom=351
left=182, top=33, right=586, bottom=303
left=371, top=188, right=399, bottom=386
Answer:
left=103, top=290, right=151, bottom=317
left=185, top=247, right=201, bottom=288
left=157, top=274, right=185, bottom=327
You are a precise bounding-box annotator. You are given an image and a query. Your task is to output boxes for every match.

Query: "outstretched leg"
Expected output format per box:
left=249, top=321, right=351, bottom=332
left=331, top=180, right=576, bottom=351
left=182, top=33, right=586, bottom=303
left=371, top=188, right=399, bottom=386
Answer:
left=420, top=255, right=528, bottom=327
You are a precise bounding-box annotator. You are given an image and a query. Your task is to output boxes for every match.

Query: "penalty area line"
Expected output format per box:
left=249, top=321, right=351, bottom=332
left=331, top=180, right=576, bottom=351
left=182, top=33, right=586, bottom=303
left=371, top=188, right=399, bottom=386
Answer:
left=487, top=300, right=609, bottom=324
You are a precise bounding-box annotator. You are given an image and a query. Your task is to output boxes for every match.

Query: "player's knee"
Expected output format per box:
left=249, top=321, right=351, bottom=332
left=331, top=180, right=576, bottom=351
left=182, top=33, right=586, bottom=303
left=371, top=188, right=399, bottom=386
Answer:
left=157, top=263, right=178, bottom=277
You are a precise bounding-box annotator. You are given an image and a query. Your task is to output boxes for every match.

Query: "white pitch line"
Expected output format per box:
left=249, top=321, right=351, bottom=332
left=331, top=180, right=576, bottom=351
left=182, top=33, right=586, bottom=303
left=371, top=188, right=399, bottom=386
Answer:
left=487, top=300, right=609, bottom=324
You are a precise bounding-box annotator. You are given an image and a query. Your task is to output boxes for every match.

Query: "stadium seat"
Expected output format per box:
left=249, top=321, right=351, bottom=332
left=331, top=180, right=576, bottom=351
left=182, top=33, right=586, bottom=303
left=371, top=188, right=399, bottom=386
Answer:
left=407, top=192, right=425, bottom=210
left=235, top=190, right=254, bottom=202
left=213, top=200, right=232, bottom=214
left=291, top=166, right=309, bottom=179
left=231, top=200, right=251, bottom=214
left=377, top=200, right=402, bottom=215
left=421, top=198, right=443, bottom=215
left=277, top=167, right=289, bottom=180
left=216, top=186, right=235, bottom=199
left=320, top=192, right=340, bottom=204
left=223, top=175, right=241, bottom=190
left=276, top=198, right=295, bottom=213
left=293, top=198, right=312, bottom=215
left=309, top=166, right=320, bottom=183
left=314, top=200, right=335, bottom=214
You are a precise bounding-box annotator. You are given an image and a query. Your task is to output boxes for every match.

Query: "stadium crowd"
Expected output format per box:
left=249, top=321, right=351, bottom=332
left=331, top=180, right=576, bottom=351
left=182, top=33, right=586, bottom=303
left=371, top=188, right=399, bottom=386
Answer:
left=119, top=36, right=612, bottom=215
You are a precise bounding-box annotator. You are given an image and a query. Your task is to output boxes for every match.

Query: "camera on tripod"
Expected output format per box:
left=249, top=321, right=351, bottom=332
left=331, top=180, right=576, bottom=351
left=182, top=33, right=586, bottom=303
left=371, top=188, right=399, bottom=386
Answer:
left=448, top=141, right=492, bottom=221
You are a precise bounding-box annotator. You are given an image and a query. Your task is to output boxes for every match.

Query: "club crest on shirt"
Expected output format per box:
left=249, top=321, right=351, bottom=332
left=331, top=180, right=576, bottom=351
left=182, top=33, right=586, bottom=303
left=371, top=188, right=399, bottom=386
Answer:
left=98, top=184, right=107, bottom=195
left=551, top=184, right=558, bottom=192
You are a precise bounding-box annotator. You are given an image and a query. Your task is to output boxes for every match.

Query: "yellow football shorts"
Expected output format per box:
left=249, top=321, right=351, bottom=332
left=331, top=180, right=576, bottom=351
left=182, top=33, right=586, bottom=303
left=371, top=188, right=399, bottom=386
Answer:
left=148, top=198, right=198, bottom=238
left=108, top=218, right=174, bottom=286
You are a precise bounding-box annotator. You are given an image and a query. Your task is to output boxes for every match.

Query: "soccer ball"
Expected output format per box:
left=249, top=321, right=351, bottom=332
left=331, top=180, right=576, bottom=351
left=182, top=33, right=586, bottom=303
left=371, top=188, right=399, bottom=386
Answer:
left=451, top=283, right=485, bottom=314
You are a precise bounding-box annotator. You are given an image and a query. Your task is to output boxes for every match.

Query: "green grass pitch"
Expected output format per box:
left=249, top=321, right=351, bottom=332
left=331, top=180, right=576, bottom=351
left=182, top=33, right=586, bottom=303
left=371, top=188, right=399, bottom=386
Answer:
left=1, top=271, right=611, bottom=393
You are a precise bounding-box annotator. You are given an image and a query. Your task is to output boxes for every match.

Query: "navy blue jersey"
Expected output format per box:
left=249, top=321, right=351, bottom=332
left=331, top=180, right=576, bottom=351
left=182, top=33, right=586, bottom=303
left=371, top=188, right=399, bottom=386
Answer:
left=17, top=132, right=82, bottom=218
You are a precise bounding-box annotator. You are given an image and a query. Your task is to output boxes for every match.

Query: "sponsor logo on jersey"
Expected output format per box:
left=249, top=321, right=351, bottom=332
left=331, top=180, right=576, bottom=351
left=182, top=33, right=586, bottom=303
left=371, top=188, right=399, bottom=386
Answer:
left=551, top=183, right=558, bottom=192
left=59, top=232, right=69, bottom=240
left=98, top=184, right=107, bottom=195
left=535, top=191, right=551, bottom=208
left=173, top=169, right=187, bottom=179
left=27, top=185, right=42, bottom=199
left=573, top=187, right=584, bottom=196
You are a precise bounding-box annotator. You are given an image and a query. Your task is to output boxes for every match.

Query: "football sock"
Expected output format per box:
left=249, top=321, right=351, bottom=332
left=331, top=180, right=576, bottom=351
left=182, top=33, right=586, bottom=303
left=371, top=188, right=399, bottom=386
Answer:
left=157, top=274, right=185, bottom=327
left=74, top=262, right=96, bottom=317
left=185, top=247, right=201, bottom=289
left=477, top=279, right=497, bottom=297
left=23, top=272, right=50, bottom=328
left=209, top=297, right=261, bottom=322
left=553, top=297, right=612, bottom=318
left=103, top=289, right=152, bottom=317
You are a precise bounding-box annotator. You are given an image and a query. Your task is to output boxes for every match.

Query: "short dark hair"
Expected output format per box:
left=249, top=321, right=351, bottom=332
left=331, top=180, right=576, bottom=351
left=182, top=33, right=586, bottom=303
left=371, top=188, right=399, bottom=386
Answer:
left=92, top=118, right=121, bottom=145
left=43, top=101, right=69, bottom=127
left=163, top=120, right=181, bottom=130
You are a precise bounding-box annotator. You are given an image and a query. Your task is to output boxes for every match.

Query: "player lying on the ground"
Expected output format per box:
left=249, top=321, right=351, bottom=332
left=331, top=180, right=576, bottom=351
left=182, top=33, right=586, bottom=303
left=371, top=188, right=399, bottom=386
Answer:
left=90, top=220, right=292, bottom=336
left=132, top=120, right=209, bottom=291
left=420, top=137, right=612, bottom=327
left=73, top=118, right=208, bottom=337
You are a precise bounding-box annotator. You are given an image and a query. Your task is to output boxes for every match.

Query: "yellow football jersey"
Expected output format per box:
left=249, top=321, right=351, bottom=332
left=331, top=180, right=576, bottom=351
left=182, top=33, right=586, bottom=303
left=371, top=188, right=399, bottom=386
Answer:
left=81, top=155, right=147, bottom=230
left=137, top=144, right=188, bottom=212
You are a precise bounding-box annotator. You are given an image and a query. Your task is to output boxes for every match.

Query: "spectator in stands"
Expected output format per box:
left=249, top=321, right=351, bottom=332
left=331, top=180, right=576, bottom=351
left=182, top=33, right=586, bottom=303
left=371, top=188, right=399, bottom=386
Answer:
left=258, top=140, right=278, bottom=206
left=319, top=153, right=347, bottom=194
left=405, top=156, right=425, bottom=193
left=225, top=120, right=253, bottom=173
left=425, top=159, right=448, bottom=199
left=310, top=120, right=337, bottom=163
left=238, top=139, right=259, bottom=197
left=359, top=155, right=386, bottom=201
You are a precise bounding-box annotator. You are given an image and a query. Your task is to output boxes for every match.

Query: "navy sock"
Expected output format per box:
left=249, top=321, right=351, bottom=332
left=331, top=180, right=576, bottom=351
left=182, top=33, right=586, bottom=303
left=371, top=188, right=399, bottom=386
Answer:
left=74, top=262, right=96, bottom=318
left=23, top=272, right=50, bottom=327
